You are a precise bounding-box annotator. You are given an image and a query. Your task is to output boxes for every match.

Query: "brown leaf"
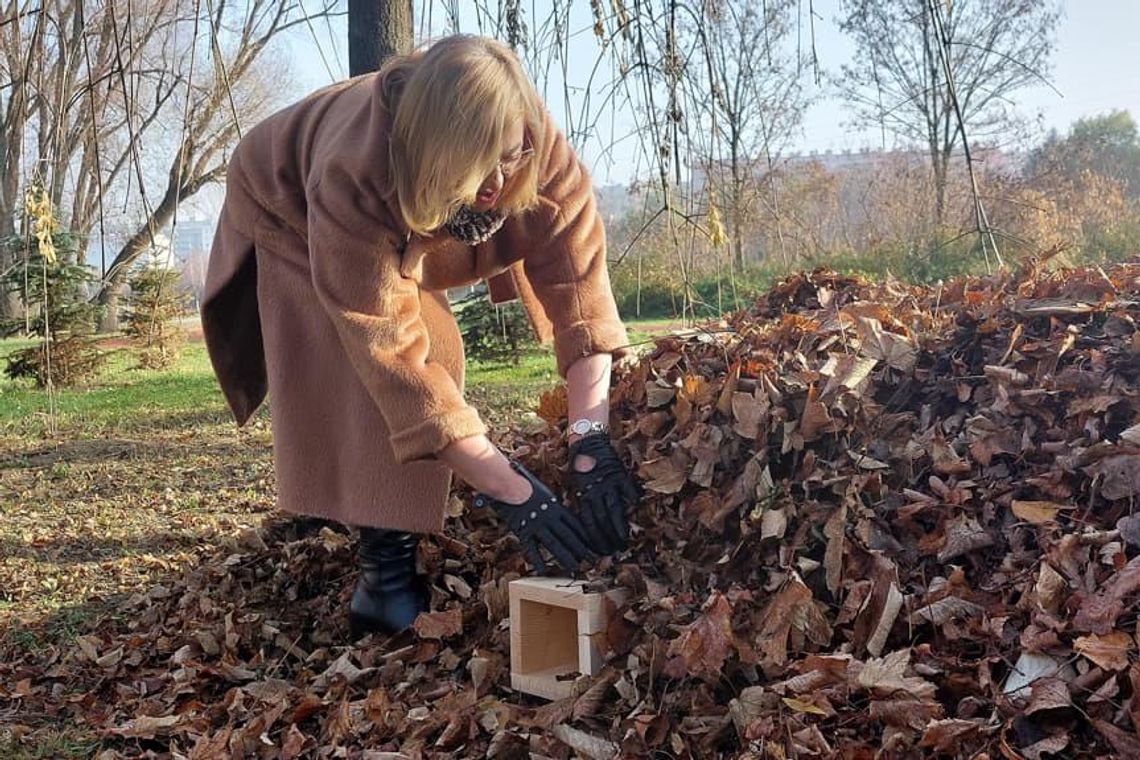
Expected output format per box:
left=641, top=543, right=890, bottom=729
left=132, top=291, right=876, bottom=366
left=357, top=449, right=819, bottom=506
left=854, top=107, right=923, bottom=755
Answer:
left=909, top=596, right=985, bottom=627
left=1074, top=632, right=1133, bottom=672
left=1118, top=514, right=1140, bottom=548
left=1074, top=554, right=1140, bottom=634
left=685, top=490, right=737, bottom=533
left=937, top=514, right=995, bottom=562
left=108, top=714, right=181, bottom=738
left=755, top=578, right=814, bottom=670
left=1025, top=678, right=1071, bottom=715
left=1087, top=454, right=1140, bottom=501
left=728, top=685, right=777, bottom=740
left=1035, top=563, right=1068, bottom=614
left=820, top=354, right=877, bottom=399
left=665, top=592, right=735, bottom=678
left=930, top=434, right=972, bottom=476
left=1011, top=500, right=1072, bottom=524
left=412, top=607, right=463, bottom=640
left=870, top=695, right=942, bottom=731
left=280, top=724, right=310, bottom=760
left=856, top=316, right=916, bottom=371
left=856, top=649, right=937, bottom=701
left=760, top=507, right=787, bottom=540
left=798, top=386, right=833, bottom=442
left=551, top=723, right=618, bottom=760
left=95, top=646, right=124, bottom=668
left=572, top=673, right=615, bottom=720
left=1019, top=733, right=1070, bottom=760
left=679, top=424, right=722, bottom=488
left=645, top=381, right=677, bottom=409
left=536, top=386, right=568, bottom=426
left=731, top=389, right=768, bottom=439
left=1092, top=718, right=1140, bottom=758
left=790, top=724, right=833, bottom=755
left=782, top=696, right=828, bottom=715
left=865, top=581, right=904, bottom=658
left=919, top=718, right=984, bottom=753
left=716, top=361, right=741, bottom=415
left=311, top=652, right=376, bottom=693
left=640, top=453, right=689, bottom=494
left=823, top=504, right=847, bottom=595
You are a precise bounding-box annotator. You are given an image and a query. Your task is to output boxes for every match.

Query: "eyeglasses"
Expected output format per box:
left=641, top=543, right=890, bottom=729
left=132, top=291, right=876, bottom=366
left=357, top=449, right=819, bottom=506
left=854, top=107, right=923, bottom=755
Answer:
left=496, top=142, right=534, bottom=178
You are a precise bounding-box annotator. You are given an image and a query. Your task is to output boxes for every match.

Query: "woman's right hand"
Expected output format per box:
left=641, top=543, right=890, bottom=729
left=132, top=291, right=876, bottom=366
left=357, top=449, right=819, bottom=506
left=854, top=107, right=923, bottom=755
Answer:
left=472, top=463, right=595, bottom=574
left=441, top=436, right=594, bottom=573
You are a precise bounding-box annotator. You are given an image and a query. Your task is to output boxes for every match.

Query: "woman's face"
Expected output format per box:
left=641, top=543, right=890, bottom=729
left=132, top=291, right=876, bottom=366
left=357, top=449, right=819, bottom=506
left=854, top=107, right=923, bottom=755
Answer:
left=470, top=119, right=527, bottom=213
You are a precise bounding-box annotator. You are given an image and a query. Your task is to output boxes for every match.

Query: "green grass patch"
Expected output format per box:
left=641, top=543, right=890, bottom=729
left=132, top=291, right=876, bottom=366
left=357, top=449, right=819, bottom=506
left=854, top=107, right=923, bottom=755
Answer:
left=0, top=316, right=672, bottom=438
left=0, top=730, right=101, bottom=760
left=0, top=339, right=228, bottom=437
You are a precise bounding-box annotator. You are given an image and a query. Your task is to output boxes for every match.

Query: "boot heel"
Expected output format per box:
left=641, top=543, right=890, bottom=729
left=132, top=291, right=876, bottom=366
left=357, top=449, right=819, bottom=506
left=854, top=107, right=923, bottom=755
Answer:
left=348, top=528, right=428, bottom=638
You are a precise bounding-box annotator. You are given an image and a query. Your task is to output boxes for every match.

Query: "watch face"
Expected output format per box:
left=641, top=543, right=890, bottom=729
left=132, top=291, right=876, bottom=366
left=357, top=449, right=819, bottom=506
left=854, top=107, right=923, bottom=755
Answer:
left=571, top=419, right=591, bottom=435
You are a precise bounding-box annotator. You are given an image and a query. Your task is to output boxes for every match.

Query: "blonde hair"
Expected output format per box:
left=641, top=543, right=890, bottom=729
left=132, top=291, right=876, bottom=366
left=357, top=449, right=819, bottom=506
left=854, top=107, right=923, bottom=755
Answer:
left=380, top=35, right=546, bottom=236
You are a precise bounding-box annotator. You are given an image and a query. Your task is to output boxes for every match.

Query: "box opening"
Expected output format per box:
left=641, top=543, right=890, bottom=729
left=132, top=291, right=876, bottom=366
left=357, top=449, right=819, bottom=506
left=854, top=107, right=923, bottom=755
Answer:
left=516, top=598, right=579, bottom=676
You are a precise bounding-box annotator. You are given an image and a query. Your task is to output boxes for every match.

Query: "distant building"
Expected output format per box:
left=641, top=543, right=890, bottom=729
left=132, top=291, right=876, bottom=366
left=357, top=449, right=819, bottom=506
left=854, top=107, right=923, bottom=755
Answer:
left=171, top=219, right=216, bottom=263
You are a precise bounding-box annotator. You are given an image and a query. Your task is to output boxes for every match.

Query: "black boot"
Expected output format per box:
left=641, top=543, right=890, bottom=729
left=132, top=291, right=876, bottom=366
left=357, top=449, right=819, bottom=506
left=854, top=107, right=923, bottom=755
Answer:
left=348, top=528, right=428, bottom=639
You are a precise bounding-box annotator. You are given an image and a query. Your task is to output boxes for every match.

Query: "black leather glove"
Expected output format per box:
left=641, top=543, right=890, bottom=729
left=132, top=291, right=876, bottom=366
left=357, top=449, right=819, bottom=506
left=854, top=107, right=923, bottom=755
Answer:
left=473, top=462, right=595, bottom=575
left=567, top=434, right=640, bottom=554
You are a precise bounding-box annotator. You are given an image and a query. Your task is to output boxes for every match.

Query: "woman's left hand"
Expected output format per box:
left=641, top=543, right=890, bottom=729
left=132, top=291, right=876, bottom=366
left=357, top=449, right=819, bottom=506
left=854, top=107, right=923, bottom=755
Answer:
left=567, top=434, right=640, bottom=554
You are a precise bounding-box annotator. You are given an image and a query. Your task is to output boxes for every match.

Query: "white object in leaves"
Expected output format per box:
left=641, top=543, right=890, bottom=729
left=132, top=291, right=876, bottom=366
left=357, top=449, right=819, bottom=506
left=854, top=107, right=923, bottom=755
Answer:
left=1002, top=652, right=1077, bottom=698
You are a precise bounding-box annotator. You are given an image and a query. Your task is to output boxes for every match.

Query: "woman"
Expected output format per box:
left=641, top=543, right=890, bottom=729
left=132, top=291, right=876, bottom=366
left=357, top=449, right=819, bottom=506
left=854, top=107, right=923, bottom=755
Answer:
left=201, top=35, right=639, bottom=638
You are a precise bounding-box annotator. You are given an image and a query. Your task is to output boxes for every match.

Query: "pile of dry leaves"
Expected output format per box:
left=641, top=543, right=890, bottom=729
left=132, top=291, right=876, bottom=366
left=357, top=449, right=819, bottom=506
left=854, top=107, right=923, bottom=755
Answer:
left=4, top=261, right=1140, bottom=759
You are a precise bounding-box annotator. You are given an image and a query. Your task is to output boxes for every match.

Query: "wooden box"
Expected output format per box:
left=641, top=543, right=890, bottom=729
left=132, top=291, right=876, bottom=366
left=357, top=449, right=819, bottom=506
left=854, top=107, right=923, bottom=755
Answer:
left=508, top=577, right=628, bottom=701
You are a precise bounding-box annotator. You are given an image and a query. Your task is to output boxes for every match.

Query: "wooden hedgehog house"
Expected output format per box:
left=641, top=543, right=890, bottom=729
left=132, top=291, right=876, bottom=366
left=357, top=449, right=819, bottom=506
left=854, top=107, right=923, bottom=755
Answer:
left=508, top=578, right=630, bottom=701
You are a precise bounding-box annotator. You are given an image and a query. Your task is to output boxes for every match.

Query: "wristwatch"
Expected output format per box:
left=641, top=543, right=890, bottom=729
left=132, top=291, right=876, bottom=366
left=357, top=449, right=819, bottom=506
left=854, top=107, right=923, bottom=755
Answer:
left=569, top=418, right=608, bottom=437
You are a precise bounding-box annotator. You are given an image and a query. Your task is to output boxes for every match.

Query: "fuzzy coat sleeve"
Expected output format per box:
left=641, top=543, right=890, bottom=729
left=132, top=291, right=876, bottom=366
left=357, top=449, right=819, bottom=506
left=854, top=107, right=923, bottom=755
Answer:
left=514, top=115, right=630, bottom=377
left=306, top=167, right=487, bottom=464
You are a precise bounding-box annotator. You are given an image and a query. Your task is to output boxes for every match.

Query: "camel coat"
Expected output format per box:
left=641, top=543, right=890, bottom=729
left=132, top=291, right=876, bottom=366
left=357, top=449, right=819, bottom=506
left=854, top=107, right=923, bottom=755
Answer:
left=200, top=71, right=629, bottom=533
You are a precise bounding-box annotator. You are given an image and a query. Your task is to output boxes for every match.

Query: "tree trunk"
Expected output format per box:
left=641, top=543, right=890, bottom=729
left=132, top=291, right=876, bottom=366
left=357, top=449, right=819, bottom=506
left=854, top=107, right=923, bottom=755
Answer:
left=348, top=0, right=413, bottom=76
left=932, top=149, right=948, bottom=227
left=0, top=214, right=19, bottom=323
left=730, top=137, right=744, bottom=273
left=96, top=185, right=181, bottom=332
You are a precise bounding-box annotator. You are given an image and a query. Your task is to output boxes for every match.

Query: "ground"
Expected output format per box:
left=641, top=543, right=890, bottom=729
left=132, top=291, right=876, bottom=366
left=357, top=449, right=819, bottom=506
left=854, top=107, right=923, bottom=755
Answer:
left=0, top=319, right=670, bottom=757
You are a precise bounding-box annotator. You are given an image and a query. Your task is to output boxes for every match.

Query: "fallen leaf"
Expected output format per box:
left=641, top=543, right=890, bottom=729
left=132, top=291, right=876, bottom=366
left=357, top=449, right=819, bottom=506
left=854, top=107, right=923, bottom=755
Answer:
left=937, top=514, right=995, bottom=562
left=1092, top=718, right=1140, bottom=758
left=311, top=652, right=376, bottom=693
left=1025, top=678, right=1071, bottom=715
left=909, top=596, right=985, bottom=627
left=640, top=455, right=688, bottom=494
left=665, top=592, right=735, bottom=678
left=919, top=718, right=984, bottom=753
left=1035, top=563, right=1068, bottom=614
left=1087, top=454, right=1140, bottom=500
left=857, top=316, right=916, bottom=371
left=782, top=696, right=828, bottom=715
left=1012, top=500, right=1072, bottom=524
left=413, top=607, right=463, bottom=640
left=856, top=649, right=937, bottom=701
left=1074, top=632, right=1133, bottom=672
left=108, top=714, right=181, bottom=738
left=1019, top=733, right=1070, bottom=760
left=823, top=504, right=847, bottom=595
left=1074, top=554, right=1140, bottom=634
left=551, top=723, right=617, bottom=760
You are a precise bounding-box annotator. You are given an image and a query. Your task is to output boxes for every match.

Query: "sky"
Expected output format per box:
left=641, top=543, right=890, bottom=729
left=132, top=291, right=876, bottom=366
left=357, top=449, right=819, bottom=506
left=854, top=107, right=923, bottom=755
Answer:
left=277, top=1, right=1140, bottom=186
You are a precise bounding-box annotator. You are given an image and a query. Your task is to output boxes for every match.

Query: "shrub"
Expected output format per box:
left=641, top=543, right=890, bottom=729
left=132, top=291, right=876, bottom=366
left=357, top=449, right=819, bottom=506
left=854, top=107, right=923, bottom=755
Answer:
left=124, top=257, right=191, bottom=369
left=454, top=294, right=537, bottom=364
left=1, top=231, right=107, bottom=387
